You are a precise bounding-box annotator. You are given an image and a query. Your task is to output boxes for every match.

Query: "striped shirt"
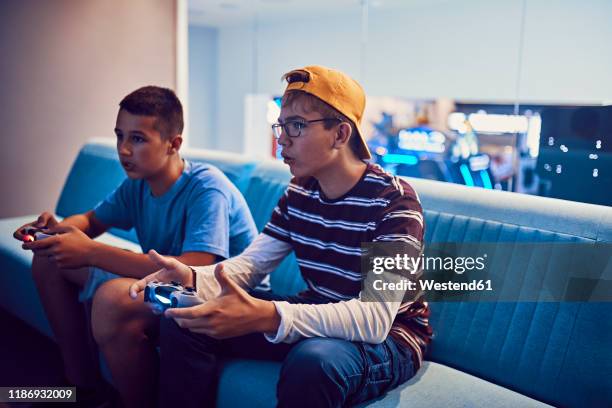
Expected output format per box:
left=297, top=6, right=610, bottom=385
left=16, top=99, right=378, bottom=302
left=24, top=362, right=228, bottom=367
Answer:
left=263, top=163, right=433, bottom=368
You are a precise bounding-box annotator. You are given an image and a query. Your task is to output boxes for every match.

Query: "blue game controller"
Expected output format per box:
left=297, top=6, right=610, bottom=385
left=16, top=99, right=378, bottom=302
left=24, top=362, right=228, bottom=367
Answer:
left=144, top=280, right=203, bottom=312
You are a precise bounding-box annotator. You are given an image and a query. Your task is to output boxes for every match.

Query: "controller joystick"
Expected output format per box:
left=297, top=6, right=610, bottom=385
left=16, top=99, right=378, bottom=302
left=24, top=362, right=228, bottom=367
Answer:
left=170, top=286, right=204, bottom=308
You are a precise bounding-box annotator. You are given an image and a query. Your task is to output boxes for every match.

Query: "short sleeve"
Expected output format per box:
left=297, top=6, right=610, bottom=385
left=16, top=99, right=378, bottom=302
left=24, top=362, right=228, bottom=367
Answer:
left=373, top=193, right=424, bottom=249
left=262, top=189, right=291, bottom=243
left=371, top=190, right=425, bottom=304
left=182, top=188, right=231, bottom=258
left=93, top=179, right=134, bottom=230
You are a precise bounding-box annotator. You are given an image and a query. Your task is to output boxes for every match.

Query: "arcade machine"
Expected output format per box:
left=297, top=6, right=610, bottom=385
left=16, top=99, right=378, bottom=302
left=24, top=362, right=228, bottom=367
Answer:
left=445, top=120, right=494, bottom=189
left=446, top=108, right=543, bottom=193
left=368, top=113, right=494, bottom=189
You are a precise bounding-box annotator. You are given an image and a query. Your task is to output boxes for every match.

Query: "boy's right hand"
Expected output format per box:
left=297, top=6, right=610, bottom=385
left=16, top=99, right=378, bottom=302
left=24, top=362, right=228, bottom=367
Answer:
left=13, top=212, right=58, bottom=241
left=129, top=249, right=194, bottom=300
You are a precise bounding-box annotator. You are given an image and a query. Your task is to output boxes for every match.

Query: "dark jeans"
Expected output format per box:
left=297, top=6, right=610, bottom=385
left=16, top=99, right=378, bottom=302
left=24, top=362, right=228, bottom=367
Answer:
left=158, top=290, right=416, bottom=408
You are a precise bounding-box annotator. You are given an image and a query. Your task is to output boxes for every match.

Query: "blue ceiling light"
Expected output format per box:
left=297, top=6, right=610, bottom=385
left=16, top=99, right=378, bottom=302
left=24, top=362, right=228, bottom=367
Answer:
left=460, top=164, right=475, bottom=187
left=480, top=170, right=492, bottom=189
left=382, top=154, right=418, bottom=165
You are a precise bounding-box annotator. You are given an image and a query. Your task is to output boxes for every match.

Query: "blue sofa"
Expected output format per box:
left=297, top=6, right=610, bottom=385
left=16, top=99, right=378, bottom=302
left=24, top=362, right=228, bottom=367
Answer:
left=1, top=139, right=610, bottom=407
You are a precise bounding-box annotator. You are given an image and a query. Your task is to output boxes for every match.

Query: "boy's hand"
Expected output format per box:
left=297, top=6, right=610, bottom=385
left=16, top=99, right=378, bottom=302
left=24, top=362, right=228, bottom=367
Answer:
left=22, top=225, right=97, bottom=269
left=13, top=212, right=58, bottom=241
left=129, top=250, right=193, bottom=299
left=165, top=264, right=280, bottom=339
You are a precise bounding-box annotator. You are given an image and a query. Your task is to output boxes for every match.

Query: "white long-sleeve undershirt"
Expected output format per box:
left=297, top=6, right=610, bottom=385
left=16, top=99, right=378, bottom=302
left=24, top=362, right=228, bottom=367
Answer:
left=193, top=233, right=405, bottom=344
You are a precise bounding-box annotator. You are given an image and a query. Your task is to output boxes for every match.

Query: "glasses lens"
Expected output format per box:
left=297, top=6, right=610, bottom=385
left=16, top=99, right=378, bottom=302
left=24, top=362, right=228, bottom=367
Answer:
left=286, top=121, right=304, bottom=137
left=272, top=121, right=306, bottom=138
left=272, top=124, right=282, bottom=139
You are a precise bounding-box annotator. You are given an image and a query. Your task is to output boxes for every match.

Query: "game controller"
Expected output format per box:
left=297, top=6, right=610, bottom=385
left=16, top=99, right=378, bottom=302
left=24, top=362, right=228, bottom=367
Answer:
left=22, top=226, right=56, bottom=242
left=144, top=280, right=203, bottom=311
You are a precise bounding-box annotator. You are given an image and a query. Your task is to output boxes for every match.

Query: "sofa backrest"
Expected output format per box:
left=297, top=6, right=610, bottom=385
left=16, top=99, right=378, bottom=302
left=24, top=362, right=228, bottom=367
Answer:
left=57, top=141, right=611, bottom=407
left=241, top=160, right=306, bottom=295
left=56, top=141, right=138, bottom=242
left=407, top=177, right=612, bottom=408
left=182, top=148, right=259, bottom=194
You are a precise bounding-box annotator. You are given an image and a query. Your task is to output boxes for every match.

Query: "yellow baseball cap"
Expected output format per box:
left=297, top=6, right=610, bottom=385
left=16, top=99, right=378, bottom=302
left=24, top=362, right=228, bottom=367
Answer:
left=282, top=65, right=371, bottom=160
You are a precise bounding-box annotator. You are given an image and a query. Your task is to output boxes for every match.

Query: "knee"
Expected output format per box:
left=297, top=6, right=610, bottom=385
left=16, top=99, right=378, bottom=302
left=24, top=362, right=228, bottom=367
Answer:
left=31, top=255, right=82, bottom=285
left=280, top=338, right=345, bottom=388
left=31, top=254, right=58, bottom=281
left=91, top=279, right=139, bottom=347
left=278, top=339, right=354, bottom=408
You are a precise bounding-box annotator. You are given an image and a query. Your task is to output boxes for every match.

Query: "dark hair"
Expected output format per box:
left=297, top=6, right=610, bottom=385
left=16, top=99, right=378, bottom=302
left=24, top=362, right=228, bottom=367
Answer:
left=119, top=86, right=184, bottom=139
left=282, top=90, right=361, bottom=157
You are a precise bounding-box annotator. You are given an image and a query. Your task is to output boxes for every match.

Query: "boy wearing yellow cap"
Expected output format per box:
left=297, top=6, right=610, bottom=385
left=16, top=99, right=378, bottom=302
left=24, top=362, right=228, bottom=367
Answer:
left=130, top=66, right=432, bottom=407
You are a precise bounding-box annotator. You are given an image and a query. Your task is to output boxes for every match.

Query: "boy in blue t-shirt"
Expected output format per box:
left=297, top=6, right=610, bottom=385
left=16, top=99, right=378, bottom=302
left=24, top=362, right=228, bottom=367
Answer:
left=14, top=86, right=257, bottom=406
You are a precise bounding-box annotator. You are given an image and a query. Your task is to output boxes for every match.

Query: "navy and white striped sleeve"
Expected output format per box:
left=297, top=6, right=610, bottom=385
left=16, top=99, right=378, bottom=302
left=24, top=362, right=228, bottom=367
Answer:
left=262, top=188, right=292, bottom=243
left=373, top=186, right=424, bottom=250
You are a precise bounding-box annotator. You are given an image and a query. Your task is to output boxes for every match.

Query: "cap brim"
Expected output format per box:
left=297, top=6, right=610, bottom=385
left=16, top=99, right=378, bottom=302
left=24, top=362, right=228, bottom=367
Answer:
left=354, top=126, right=372, bottom=160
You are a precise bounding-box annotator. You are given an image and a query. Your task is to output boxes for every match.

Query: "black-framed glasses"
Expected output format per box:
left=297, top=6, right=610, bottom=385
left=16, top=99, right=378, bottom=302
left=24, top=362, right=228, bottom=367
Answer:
left=272, top=118, right=341, bottom=139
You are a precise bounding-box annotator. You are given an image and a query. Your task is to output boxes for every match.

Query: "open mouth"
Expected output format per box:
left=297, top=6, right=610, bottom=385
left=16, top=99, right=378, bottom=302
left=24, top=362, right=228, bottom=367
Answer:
left=281, top=155, right=295, bottom=165
left=121, top=161, right=135, bottom=171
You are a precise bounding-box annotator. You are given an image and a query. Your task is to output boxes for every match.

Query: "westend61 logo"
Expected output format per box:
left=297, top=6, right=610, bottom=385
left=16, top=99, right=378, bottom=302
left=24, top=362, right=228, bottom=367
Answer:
left=361, top=241, right=612, bottom=303
left=368, top=253, right=492, bottom=297
left=371, top=253, right=488, bottom=275
left=361, top=242, right=496, bottom=303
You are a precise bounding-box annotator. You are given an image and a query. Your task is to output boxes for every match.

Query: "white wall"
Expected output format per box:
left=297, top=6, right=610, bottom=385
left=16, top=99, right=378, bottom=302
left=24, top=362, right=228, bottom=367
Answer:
left=188, top=25, right=217, bottom=149
left=364, top=0, right=523, bottom=100
left=189, top=0, right=611, bottom=154
left=520, top=0, right=612, bottom=103
left=214, top=9, right=363, bottom=153
left=216, top=25, right=256, bottom=153
left=0, top=0, right=178, bottom=218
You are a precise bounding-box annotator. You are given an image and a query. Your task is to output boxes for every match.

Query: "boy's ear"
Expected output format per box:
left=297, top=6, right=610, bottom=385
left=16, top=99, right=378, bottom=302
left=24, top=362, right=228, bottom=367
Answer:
left=333, top=122, right=352, bottom=148
left=168, top=135, right=183, bottom=154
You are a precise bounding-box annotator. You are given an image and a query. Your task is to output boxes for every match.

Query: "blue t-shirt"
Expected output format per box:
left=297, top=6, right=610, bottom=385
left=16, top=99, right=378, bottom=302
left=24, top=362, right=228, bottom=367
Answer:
left=93, top=160, right=256, bottom=259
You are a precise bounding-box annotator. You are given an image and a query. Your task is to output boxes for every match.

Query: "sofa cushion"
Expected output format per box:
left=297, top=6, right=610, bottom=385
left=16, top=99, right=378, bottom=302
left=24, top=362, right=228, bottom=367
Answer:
left=0, top=215, right=140, bottom=338
left=217, top=359, right=282, bottom=408
left=216, top=360, right=552, bottom=408
left=363, top=361, right=553, bottom=408
left=0, top=215, right=53, bottom=337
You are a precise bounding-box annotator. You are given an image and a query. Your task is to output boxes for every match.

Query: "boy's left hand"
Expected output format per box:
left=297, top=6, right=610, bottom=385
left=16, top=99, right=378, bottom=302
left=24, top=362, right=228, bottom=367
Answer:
left=22, top=225, right=97, bottom=269
left=165, top=264, right=280, bottom=339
